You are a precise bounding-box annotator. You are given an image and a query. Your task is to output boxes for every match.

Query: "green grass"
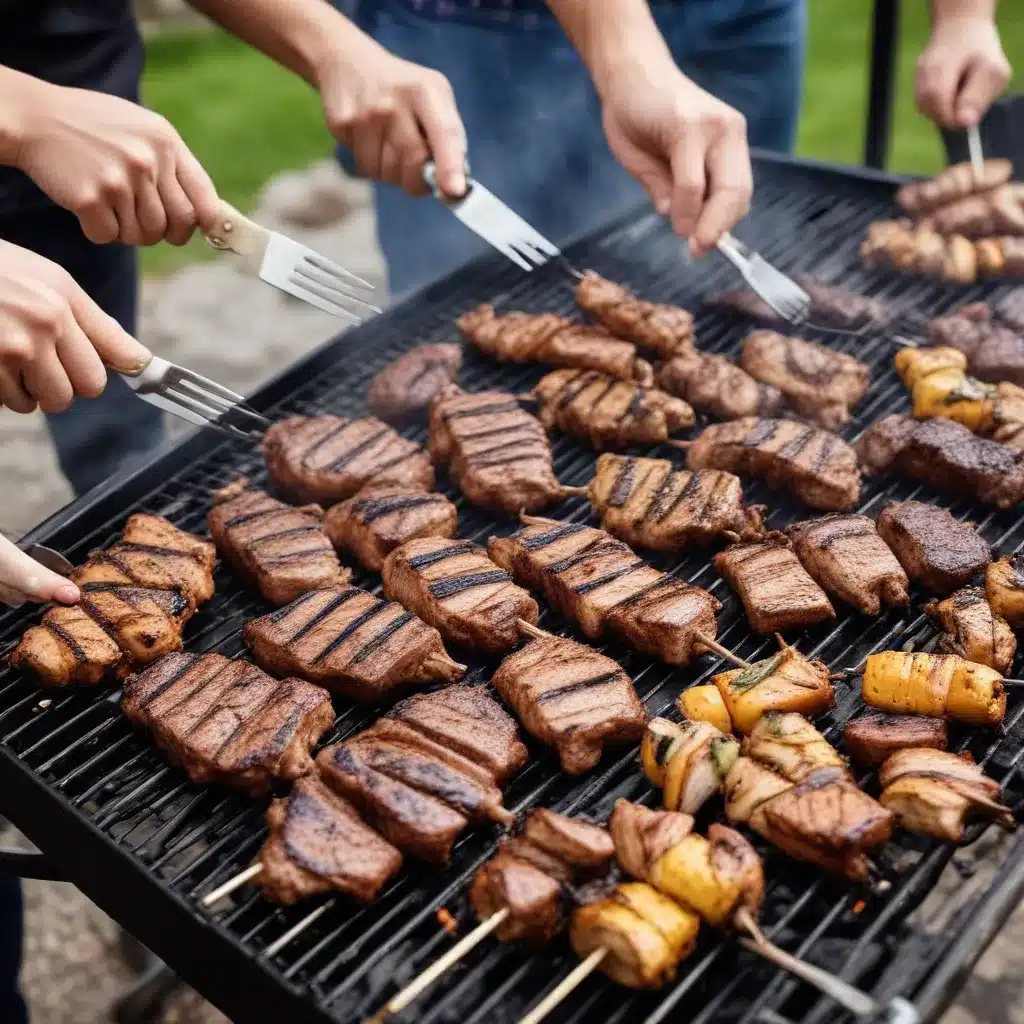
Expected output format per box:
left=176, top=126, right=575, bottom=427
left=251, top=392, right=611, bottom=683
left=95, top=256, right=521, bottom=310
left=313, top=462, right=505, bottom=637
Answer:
left=139, top=6, right=1024, bottom=277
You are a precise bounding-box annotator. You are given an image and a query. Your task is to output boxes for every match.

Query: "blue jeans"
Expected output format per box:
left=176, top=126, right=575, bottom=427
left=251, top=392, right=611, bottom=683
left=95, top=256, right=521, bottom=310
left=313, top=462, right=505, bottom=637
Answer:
left=343, top=0, right=805, bottom=297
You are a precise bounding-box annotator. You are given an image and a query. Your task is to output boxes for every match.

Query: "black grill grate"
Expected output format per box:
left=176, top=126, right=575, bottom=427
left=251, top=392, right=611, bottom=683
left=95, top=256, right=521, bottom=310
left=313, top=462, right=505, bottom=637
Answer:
left=3, top=155, right=1024, bottom=1024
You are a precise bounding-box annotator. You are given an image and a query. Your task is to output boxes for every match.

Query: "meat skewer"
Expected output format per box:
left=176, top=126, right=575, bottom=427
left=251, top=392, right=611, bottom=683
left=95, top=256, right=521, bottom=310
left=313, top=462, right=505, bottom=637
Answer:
left=656, top=350, right=788, bottom=422
left=987, top=552, right=1024, bottom=627
left=928, top=302, right=1024, bottom=387
left=896, top=159, right=1014, bottom=216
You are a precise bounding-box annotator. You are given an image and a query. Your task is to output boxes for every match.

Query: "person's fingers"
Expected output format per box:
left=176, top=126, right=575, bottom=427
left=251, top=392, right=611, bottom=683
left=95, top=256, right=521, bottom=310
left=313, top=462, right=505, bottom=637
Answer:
left=173, top=142, right=221, bottom=234
left=55, top=320, right=107, bottom=399
left=134, top=178, right=169, bottom=247
left=413, top=76, right=467, bottom=197
left=75, top=195, right=120, bottom=246
left=351, top=116, right=389, bottom=184
left=0, top=364, right=37, bottom=414
left=0, top=535, right=79, bottom=606
left=157, top=168, right=197, bottom=247
left=21, top=341, right=74, bottom=413
left=691, top=133, right=752, bottom=258
left=668, top=133, right=708, bottom=241
left=69, top=286, right=151, bottom=375
left=954, top=57, right=1011, bottom=127
left=386, top=106, right=431, bottom=196
left=916, top=50, right=960, bottom=126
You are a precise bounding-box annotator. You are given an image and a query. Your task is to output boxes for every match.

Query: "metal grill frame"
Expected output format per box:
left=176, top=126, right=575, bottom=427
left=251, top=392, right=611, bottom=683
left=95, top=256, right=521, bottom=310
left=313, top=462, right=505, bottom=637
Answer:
left=4, top=152, right=1024, bottom=1024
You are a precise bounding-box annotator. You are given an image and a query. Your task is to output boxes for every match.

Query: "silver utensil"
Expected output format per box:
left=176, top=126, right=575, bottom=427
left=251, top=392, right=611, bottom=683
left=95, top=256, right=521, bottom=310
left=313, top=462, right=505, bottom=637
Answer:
left=967, top=123, right=986, bottom=184
left=717, top=231, right=813, bottom=325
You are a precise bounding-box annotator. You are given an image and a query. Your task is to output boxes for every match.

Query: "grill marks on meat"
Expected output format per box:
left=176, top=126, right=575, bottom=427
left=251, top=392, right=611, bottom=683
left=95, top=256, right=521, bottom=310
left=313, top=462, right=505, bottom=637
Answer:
left=489, top=517, right=721, bottom=665
left=786, top=514, right=910, bottom=616
left=928, top=303, right=1024, bottom=386
left=244, top=584, right=464, bottom=701
left=876, top=500, right=991, bottom=594
left=926, top=587, right=1017, bottom=673
left=493, top=632, right=647, bottom=774
left=263, top=414, right=434, bottom=505
left=740, top=331, right=869, bottom=430
left=382, top=537, right=538, bottom=652
left=585, top=453, right=764, bottom=551
left=121, top=651, right=334, bottom=794
left=324, top=485, right=457, bottom=572
left=365, top=343, right=462, bottom=423
left=532, top=369, right=694, bottom=449
left=657, top=351, right=788, bottom=422
left=843, top=713, right=949, bottom=767
left=208, top=480, right=348, bottom=605
left=575, top=271, right=694, bottom=358
left=428, top=385, right=561, bottom=514
left=714, top=536, right=835, bottom=634
left=457, top=303, right=653, bottom=383
left=686, top=417, right=862, bottom=512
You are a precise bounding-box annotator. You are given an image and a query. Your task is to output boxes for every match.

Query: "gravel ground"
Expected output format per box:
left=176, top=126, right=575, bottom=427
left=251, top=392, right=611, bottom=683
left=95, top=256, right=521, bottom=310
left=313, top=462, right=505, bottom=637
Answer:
left=0, top=162, right=1020, bottom=1024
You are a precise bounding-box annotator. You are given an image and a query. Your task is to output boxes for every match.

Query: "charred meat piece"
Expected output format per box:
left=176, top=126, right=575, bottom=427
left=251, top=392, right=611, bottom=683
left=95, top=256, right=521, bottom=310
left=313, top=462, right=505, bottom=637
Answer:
left=923, top=184, right=1024, bottom=238
left=260, top=777, right=403, bottom=904
left=489, top=517, right=721, bottom=665
left=244, top=585, right=464, bottom=701
left=382, top=537, right=538, bottom=653
left=263, top=415, right=434, bottom=505
left=786, top=514, right=910, bottom=616
left=714, top=536, right=836, bottom=634
left=609, top=800, right=694, bottom=886
left=121, top=651, right=334, bottom=794
left=897, top=159, right=1014, bottom=216
left=458, top=304, right=653, bottom=383
left=532, top=369, right=694, bottom=449
left=324, top=485, right=457, bottom=572
left=523, top=808, right=615, bottom=872
left=929, top=303, right=1024, bottom=386
left=926, top=587, right=1016, bottom=673
left=428, top=385, right=561, bottom=514
left=876, top=501, right=991, bottom=594
left=686, top=418, right=862, bottom=512
left=492, top=631, right=648, bottom=774
left=208, top=480, right=349, bottom=605
left=843, top=713, right=948, bottom=768
left=740, top=331, right=869, bottom=430
left=583, top=454, right=764, bottom=551
left=575, top=272, right=695, bottom=358
left=987, top=553, right=1024, bottom=628
left=470, top=852, right=565, bottom=943
left=657, top=350, right=787, bottom=422
left=742, top=712, right=849, bottom=785
left=365, top=343, right=462, bottom=423
left=858, top=416, right=1024, bottom=510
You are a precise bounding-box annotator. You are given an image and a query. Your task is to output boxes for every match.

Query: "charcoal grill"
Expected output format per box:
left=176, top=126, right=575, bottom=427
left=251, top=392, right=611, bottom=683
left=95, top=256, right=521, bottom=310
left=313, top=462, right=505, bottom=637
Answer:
left=3, top=152, right=1024, bottom=1024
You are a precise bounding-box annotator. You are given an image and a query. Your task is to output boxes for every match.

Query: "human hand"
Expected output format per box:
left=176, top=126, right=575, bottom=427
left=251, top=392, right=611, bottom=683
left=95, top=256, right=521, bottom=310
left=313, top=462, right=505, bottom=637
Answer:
left=916, top=15, right=1011, bottom=128
left=0, top=239, right=151, bottom=414
left=0, top=535, right=80, bottom=608
left=599, top=57, right=752, bottom=258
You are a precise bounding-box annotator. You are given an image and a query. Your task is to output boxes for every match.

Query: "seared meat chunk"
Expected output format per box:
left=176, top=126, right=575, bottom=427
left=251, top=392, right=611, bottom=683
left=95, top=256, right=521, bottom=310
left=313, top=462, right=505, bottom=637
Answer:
left=922, top=184, right=1024, bottom=238
left=994, top=290, right=1024, bottom=333
left=264, top=414, right=434, bottom=505
left=492, top=631, right=648, bottom=774
left=843, top=713, right=948, bottom=767
left=122, top=652, right=334, bottom=794
left=929, top=303, right=1024, bottom=386
left=786, top=514, right=910, bottom=616
left=609, top=801, right=694, bottom=885
left=575, top=271, right=695, bottom=358
left=324, top=485, right=457, bottom=572
left=714, top=536, right=836, bottom=634
left=657, top=350, right=787, bottom=422
left=926, top=587, right=1016, bottom=673
left=740, top=331, right=869, bottom=430
left=428, top=385, right=561, bottom=514
left=365, top=343, right=462, bottom=423
left=382, top=538, right=538, bottom=653
left=877, top=501, right=991, bottom=594
left=470, top=852, right=565, bottom=943
left=523, top=808, right=615, bottom=871
left=260, top=777, right=403, bottom=904
left=208, top=480, right=349, bottom=605
left=686, top=417, right=862, bottom=512
left=489, top=517, right=721, bottom=665
left=987, top=553, right=1024, bottom=628
left=458, top=303, right=653, bottom=383
left=897, top=159, right=1013, bottom=216
left=583, top=453, right=763, bottom=551
left=244, top=585, right=464, bottom=701
left=743, top=712, right=849, bottom=785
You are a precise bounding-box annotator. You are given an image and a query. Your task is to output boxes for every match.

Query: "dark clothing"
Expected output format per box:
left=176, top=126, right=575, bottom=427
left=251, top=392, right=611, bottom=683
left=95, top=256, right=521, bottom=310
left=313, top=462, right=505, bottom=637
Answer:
left=0, top=876, right=26, bottom=1024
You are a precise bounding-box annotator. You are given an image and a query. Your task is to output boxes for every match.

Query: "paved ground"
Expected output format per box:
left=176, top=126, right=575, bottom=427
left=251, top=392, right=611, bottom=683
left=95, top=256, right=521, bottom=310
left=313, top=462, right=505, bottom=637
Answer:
left=0, top=162, right=1021, bottom=1023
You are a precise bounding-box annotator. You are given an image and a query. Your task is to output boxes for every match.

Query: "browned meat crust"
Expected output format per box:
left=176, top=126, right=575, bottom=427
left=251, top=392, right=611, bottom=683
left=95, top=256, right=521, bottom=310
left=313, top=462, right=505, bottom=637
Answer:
left=929, top=303, right=1024, bottom=386
left=843, top=713, right=948, bottom=767
left=365, top=343, right=462, bottom=423
left=470, top=853, right=564, bottom=943
left=922, top=185, right=1024, bottom=238
left=925, top=587, right=1016, bottom=672
left=657, top=350, right=787, bottom=421
left=897, top=160, right=1014, bottom=216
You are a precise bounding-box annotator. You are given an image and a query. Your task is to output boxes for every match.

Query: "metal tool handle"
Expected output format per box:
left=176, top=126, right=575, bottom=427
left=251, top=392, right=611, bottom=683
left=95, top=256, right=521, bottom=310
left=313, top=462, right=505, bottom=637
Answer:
left=201, top=200, right=269, bottom=269
left=422, top=160, right=473, bottom=205
left=966, top=124, right=985, bottom=182
left=0, top=846, right=66, bottom=881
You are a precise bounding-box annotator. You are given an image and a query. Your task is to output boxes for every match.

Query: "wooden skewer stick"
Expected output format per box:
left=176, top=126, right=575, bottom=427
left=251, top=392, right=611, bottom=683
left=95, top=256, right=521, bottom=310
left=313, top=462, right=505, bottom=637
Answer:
left=202, top=863, right=263, bottom=907
left=442, top=653, right=470, bottom=675
left=694, top=632, right=750, bottom=669
left=264, top=901, right=333, bottom=958
left=517, top=618, right=551, bottom=641
left=558, top=485, right=591, bottom=498
left=364, top=909, right=511, bottom=1024
left=517, top=948, right=608, bottom=1024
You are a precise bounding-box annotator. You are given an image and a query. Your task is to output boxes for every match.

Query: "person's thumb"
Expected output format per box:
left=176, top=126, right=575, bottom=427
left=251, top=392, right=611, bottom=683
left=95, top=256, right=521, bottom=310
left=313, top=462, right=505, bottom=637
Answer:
left=954, top=59, right=997, bottom=128
left=0, top=536, right=80, bottom=607
left=70, top=285, right=151, bottom=376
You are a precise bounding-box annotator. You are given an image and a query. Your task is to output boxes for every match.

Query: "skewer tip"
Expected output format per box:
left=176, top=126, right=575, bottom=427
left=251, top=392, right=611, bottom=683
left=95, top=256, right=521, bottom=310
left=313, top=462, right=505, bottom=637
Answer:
left=517, top=618, right=551, bottom=641
left=559, top=485, right=591, bottom=498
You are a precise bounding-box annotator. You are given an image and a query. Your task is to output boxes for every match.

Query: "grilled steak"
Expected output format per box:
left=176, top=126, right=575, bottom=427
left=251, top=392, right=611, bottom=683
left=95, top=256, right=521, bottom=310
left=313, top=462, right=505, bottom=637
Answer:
left=685, top=418, right=862, bottom=512
left=365, top=343, right=462, bottom=423
left=532, top=369, right=694, bottom=448
left=263, top=414, right=434, bottom=505
left=575, top=271, right=694, bottom=358
left=121, top=651, right=334, bottom=794
left=469, top=852, right=565, bottom=943
left=657, top=350, right=788, bottom=422
left=843, top=713, right=948, bottom=767
left=244, top=585, right=465, bottom=701
left=740, top=331, right=869, bottom=430
left=428, top=385, right=561, bottom=514
left=324, top=485, right=457, bottom=572
left=261, top=777, right=403, bottom=904
left=856, top=414, right=1024, bottom=510
left=928, top=303, right=1024, bottom=386
left=876, top=501, right=991, bottom=594
left=458, top=304, right=653, bottom=383
left=584, top=453, right=763, bottom=551
left=714, top=536, right=836, bottom=634
left=897, top=159, right=1013, bottom=216
left=382, top=537, right=539, bottom=653
left=208, top=479, right=349, bottom=605
left=925, top=587, right=1016, bottom=673
left=492, top=631, right=648, bottom=774
left=488, top=517, right=721, bottom=665
left=786, top=514, right=910, bottom=616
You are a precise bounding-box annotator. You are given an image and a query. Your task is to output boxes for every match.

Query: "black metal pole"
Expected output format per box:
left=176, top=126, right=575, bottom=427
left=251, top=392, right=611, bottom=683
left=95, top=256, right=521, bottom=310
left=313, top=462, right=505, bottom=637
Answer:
left=864, top=0, right=900, bottom=169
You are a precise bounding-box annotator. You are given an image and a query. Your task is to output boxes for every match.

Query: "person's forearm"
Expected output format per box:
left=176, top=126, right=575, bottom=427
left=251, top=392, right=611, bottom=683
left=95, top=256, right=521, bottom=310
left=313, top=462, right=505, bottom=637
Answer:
left=931, top=0, right=997, bottom=23
left=0, top=66, right=49, bottom=167
left=546, top=0, right=673, bottom=96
